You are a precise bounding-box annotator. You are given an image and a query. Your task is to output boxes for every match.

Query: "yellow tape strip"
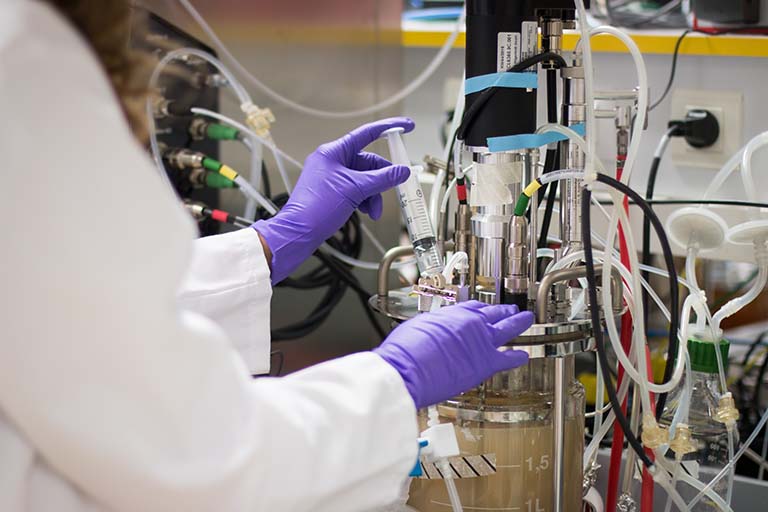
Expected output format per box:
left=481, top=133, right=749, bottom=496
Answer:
left=219, top=165, right=239, bottom=181
left=523, top=180, right=542, bottom=197
left=403, top=30, right=768, bottom=58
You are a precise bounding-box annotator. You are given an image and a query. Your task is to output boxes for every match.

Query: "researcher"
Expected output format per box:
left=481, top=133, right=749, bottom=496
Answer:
left=0, top=1, right=534, bottom=511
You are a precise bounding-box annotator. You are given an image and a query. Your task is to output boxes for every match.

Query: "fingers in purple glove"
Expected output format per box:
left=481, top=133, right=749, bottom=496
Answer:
left=491, top=349, right=530, bottom=373
left=359, top=194, right=384, bottom=220
left=491, top=309, right=534, bottom=343
left=476, top=304, right=520, bottom=324
left=354, top=151, right=392, bottom=171
left=354, top=164, right=411, bottom=199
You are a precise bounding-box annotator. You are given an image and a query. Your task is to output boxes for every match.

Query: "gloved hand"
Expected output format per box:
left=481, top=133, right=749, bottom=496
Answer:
left=374, top=302, right=534, bottom=409
left=252, top=117, right=414, bottom=283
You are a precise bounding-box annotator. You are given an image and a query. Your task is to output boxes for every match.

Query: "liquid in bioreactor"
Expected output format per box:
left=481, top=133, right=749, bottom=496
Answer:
left=382, top=128, right=444, bottom=276
left=408, top=416, right=584, bottom=512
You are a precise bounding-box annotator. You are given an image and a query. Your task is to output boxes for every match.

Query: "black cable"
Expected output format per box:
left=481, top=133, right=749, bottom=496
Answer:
left=737, top=331, right=768, bottom=415
left=536, top=69, right=563, bottom=278
left=641, top=128, right=679, bottom=336
left=593, top=198, right=768, bottom=209
left=457, top=52, right=568, bottom=141
left=261, top=161, right=271, bottom=199
left=649, top=29, right=691, bottom=111
left=590, top=174, right=681, bottom=419
left=582, top=185, right=655, bottom=469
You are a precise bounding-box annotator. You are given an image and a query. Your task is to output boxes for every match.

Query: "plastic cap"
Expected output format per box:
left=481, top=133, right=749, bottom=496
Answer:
left=687, top=336, right=730, bottom=374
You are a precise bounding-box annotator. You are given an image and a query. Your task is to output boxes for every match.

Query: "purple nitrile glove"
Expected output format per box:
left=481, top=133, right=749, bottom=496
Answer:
left=374, top=301, right=534, bottom=409
left=252, top=117, right=414, bottom=284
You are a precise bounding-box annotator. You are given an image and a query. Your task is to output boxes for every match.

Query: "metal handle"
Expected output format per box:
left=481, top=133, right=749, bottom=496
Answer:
left=377, top=246, right=414, bottom=297
left=536, top=264, right=623, bottom=323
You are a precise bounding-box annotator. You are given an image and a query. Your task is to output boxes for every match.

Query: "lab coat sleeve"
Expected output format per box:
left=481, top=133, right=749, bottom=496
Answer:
left=178, top=228, right=273, bottom=375
left=0, top=3, right=418, bottom=512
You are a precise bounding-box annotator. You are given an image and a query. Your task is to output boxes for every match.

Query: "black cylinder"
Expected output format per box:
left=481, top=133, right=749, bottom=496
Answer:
left=464, top=0, right=538, bottom=148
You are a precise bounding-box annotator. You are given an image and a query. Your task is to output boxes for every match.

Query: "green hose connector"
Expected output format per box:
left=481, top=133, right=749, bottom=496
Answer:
left=206, top=123, right=240, bottom=141
left=514, top=194, right=530, bottom=216
left=205, top=172, right=236, bottom=189
left=202, top=157, right=223, bottom=172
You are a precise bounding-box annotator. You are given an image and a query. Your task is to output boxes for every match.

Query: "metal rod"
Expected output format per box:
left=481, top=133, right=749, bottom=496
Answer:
left=553, top=356, right=566, bottom=512
left=377, top=246, right=415, bottom=297
left=536, top=264, right=623, bottom=323
left=526, top=149, right=539, bottom=300
left=621, top=384, right=643, bottom=495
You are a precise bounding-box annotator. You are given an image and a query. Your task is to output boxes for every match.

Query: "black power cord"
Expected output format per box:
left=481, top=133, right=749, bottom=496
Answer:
left=255, top=193, right=386, bottom=342
left=537, top=70, right=569, bottom=278
left=649, top=29, right=691, bottom=112
left=584, top=174, right=681, bottom=420
left=582, top=185, right=655, bottom=469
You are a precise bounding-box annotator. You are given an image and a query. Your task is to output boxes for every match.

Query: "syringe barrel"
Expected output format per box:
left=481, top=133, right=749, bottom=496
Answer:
left=383, top=127, right=444, bottom=275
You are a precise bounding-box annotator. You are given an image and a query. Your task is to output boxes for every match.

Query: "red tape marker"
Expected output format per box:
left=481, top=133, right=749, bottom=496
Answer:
left=457, top=184, right=468, bottom=203
left=211, top=209, right=229, bottom=223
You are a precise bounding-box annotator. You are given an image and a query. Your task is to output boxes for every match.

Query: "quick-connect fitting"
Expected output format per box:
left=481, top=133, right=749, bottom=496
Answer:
left=642, top=413, right=668, bottom=450
left=714, top=392, right=740, bottom=428
left=669, top=423, right=697, bottom=459
left=242, top=102, right=275, bottom=138
left=164, top=148, right=205, bottom=170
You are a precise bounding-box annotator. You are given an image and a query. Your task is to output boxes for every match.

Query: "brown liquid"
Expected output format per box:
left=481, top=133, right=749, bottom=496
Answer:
left=408, top=418, right=584, bottom=512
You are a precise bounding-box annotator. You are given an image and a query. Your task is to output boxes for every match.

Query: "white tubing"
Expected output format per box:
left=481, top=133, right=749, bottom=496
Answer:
left=703, top=131, right=768, bottom=201
left=704, top=147, right=744, bottom=200
left=653, top=470, right=691, bottom=512
left=152, top=47, right=251, bottom=105
left=430, top=166, right=447, bottom=231
left=601, top=189, right=654, bottom=413
left=712, top=262, right=768, bottom=332
left=178, top=0, right=466, bottom=119
left=244, top=137, right=264, bottom=220
left=440, top=176, right=458, bottom=215
left=584, top=375, right=632, bottom=466
left=584, top=487, right=604, bottom=512
left=190, top=108, right=303, bottom=168
left=539, top=169, right=586, bottom=185
left=741, top=131, right=768, bottom=204
left=442, top=251, right=468, bottom=281
left=688, top=406, right=768, bottom=510
left=574, top=0, right=596, bottom=181
left=233, top=176, right=278, bottom=215
left=147, top=48, right=253, bottom=181
left=587, top=26, right=649, bottom=184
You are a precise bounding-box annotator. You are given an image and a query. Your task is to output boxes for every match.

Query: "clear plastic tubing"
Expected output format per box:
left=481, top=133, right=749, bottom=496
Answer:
left=383, top=128, right=444, bottom=276
left=688, top=406, right=768, bottom=510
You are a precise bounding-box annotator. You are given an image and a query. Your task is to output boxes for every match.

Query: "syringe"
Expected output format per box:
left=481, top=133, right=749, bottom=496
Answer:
left=381, top=127, right=444, bottom=276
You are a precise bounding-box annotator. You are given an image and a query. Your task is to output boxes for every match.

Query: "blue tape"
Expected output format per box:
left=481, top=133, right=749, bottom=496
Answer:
left=487, top=123, right=586, bottom=153
left=409, top=439, right=430, bottom=477
left=464, top=72, right=538, bottom=95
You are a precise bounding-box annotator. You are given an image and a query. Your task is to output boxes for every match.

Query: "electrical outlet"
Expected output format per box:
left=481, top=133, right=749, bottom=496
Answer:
left=669, top=89, right=743, bottom=169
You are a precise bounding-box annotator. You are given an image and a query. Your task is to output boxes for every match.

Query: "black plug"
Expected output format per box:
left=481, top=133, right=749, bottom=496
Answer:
left=668, top=109, right=720, bottom=148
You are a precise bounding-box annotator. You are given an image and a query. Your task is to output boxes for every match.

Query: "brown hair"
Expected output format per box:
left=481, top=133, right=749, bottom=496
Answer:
left=45, top=0, right=153, bottom=143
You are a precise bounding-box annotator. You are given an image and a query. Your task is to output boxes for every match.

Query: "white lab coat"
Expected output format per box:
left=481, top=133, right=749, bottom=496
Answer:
left=0, top=2, right=418, bottom=511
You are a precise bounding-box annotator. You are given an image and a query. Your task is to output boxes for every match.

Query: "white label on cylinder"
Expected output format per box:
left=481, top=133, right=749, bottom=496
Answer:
left=521, top=21, right=538, bottom=64
left=497, top=32, right=520, bottom=72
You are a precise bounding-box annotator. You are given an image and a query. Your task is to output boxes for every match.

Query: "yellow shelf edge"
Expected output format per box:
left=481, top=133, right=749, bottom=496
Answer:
left=402, top=30, right=768, bottom=58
